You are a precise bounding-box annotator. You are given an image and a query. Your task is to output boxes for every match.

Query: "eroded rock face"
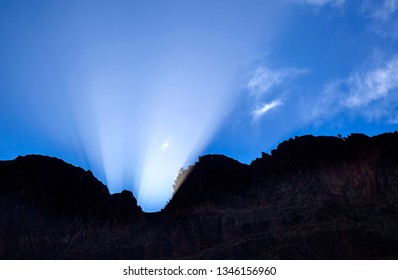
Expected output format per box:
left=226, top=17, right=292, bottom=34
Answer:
left=1, top=133, right=398, bottom=259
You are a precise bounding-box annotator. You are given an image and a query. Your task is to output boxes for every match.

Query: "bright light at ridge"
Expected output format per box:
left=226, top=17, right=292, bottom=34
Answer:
left=0, top=1, right=284, bottom=212
left=80, top=53, right=239, bottom=212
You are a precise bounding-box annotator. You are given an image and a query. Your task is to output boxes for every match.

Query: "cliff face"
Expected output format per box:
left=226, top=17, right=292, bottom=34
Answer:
left=1, top=133, right=398, bottom=259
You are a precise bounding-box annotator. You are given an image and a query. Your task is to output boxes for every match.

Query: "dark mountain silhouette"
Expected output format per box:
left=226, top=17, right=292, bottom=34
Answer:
left=1, top=132, right=398, bottom=259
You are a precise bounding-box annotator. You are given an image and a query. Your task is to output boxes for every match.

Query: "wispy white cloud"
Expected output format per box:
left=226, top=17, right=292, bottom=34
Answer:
left=292, top=0, right=345, bottom=8
left=247, top=66, right=307, bottom=96
left=365, top=0, right=398, bottom=21
left=312, top=56, right=398, bottom=123
left=252, top=99, right=284, bottom=119
left=363, top=0, right=398, bottom=38
left=344, top=58, right=398, bottom=107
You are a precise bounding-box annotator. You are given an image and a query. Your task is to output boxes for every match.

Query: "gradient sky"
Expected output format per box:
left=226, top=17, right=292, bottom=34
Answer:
left=1, top=0, right=398, bottom=211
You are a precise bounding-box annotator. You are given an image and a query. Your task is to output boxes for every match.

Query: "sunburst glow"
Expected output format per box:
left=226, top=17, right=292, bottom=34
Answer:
left=0, top=1, right=283, bottom=212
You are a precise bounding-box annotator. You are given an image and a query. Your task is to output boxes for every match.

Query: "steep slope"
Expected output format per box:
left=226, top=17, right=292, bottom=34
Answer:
left=0, top=155, right=143, bottom=258
left=1, top=133, right=398, bottom=259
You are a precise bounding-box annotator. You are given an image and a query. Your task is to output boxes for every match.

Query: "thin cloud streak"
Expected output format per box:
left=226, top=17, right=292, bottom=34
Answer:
left=252, top=99, right=284, bottom=119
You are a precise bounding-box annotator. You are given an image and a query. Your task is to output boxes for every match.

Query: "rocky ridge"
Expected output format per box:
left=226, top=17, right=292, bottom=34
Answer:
left=1, top=133, right=398, bottom=259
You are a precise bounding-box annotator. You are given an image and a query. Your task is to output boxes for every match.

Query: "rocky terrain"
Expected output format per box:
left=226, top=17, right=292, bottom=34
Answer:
left=1, top=132, right=398, bottom=259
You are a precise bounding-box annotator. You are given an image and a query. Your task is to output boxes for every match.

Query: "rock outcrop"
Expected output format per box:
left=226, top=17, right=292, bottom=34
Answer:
left=1, top=132, right=398, bottom=259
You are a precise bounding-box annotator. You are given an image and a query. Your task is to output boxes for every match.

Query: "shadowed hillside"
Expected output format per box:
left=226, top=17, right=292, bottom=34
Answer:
left=1, top=133, right=398, bottom=259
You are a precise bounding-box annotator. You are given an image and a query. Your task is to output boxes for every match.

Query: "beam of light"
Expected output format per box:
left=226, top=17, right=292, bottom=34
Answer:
left=0, top=0, right=285, bottom=212
left=78, top=51, right=241, bottom=211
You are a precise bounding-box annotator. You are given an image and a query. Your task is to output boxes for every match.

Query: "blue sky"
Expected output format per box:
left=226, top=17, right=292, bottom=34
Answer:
left=0, top=0, right=398, bottom=211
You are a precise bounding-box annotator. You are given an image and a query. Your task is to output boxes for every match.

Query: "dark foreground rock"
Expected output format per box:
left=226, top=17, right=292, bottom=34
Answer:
left=1, top=132, right=398, bottom=259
